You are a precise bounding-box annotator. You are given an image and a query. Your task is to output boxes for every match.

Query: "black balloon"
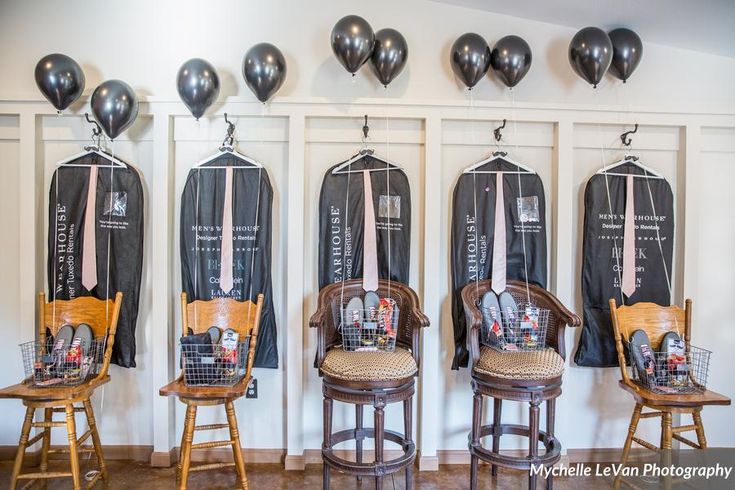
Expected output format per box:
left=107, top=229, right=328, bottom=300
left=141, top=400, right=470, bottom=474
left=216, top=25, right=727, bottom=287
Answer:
left=91, top=80, right=139, bottom=140
left=331, top=15, right=375, bottom=75
left=490, top=35, right=532, bottom=88
left=34, top=53, right=85, bottom=112
left=177, top=58, right=220, bottom=119
left=568, top=27, right=613, bottom=88
left=608, top=28, right=643, bottom=83
left=450, top=33, right=491, bottom=90
left=242, top=43, right=287, bottom=103
left=369, top=28, right=408, bottom=87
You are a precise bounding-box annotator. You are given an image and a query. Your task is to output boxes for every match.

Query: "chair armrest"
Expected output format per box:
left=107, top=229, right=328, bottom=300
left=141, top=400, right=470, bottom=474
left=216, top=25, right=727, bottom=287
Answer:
left=407, top=307, right=430, bottom=369
left=462, top=299, right=483, bottom=370
left=309, top=303, right=331, bottom=369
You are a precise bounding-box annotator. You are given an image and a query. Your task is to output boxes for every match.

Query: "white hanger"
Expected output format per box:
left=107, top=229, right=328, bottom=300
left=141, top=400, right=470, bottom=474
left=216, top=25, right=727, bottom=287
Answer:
left=195, top=113, right=263, bottom=169
left=463, top=150, right=535, bottom=175
left=332, top=115, right=403, bottom=175
left=597, top=124, right=664, bottom=180
left=331, top=148, right=402, bottom=175
left=597, top=154, right=664, bottom=180
left=56, top=146, right=128, bottom=169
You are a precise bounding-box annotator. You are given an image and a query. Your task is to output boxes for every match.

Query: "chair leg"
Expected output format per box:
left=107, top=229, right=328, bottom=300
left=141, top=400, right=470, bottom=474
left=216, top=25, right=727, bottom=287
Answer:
left=178, top=404, right=197, bottom=490
left=40, top=407, right=53, bottom=483
left=491, top=397, right=501, bottom=477
left=374, top=404, right=385, bottom=490
left=10, top=406, right=35, bottom=489
left=83, top=398, right=108, bottom=482
left=404, top=397, right=413, bottom=490
left=692, top=410, right=707, bottom=448
left=528, top=400, right=540, bottom=490
left=615, top=403, right=643, bottom=489
left=323, top=396, right=333, bottom=490
left=470, top=391, right=482, bottom=490
left=661, top=412, right=673, bottom=449
left=226, top=401, right=248, bottom=489
left=356, top=404, right=363, bottom=483
left=65, top=403, right=82, bottom=490
left=546, top=398, right=556, bottom=490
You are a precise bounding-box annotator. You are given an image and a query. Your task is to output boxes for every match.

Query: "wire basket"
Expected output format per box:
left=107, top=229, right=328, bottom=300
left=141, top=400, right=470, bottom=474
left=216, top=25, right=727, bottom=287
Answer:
left=629, top=344, right=710, bottom=394
left=481, top=303, right=549, bottom=352
left=21, top=337, right=106, bottom=387
left=181, top=341, right=249, bottom=386
left=340, top=303, right=399, bottom=352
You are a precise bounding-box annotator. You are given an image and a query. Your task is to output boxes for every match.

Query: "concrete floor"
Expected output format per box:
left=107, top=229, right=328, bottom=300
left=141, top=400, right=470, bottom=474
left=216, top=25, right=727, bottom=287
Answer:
left=0, top=460, right=617, bottom=489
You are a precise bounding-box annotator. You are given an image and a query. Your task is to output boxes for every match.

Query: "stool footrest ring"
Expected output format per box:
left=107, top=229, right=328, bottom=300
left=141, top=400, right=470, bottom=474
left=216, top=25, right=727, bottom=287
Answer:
left=323, top=428, right=416, bottom=477
left=469, top=423, right=561, bottom=469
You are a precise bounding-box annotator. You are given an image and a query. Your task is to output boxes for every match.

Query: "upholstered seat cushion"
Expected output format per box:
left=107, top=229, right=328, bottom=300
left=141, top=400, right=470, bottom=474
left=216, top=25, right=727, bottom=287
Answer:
left=321, top=347, right=418, bottom=382
left=474, top=347, right=564, bottom=380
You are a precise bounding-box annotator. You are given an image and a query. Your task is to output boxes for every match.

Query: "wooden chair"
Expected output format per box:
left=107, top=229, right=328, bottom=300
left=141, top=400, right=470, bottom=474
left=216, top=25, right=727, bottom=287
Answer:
left=609, top=299, right=731, bottom=486
left=0, top=291, right=123, bottom=490
left=461, top=280, right=580, bottom=490
left=310, top=279, right=429, bottom=490
left=159, top=292, right=264, bottom=490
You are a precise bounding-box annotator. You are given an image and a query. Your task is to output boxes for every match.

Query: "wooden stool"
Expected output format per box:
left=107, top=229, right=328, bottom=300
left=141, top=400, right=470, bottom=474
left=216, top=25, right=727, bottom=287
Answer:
left=310, top=279, right=429, bottom=490
left=160, top=292, right=264, bottom=490
left=609, top=299, right=731, bottom=489
left=461, top=280, right=580, bottom=490
left=0, top=292, right=123, bottom=490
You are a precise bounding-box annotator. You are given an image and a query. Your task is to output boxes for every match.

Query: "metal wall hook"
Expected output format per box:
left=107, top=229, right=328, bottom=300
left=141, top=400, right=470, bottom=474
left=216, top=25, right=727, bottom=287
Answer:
left=493, top=119, right=507, bottom=143
left=620, top=123, right=638, bottom=147
left=362, top=115, right=370, bottom=140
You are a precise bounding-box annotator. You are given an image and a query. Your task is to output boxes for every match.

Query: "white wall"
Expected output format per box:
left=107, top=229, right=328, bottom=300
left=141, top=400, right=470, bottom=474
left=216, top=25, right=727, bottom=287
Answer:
left=0, top=0, right=734, bottom=464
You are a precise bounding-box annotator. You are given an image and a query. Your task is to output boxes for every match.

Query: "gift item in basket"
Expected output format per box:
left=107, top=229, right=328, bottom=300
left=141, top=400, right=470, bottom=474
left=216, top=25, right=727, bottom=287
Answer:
left=519, top=306, right=541, bottom=349
left=220, top=329, right=240, bottom=377
left=376, top=297, right=398, bottom=349
left=629, top=329, right=658, bottom=387
left=660, top=331, right=687, bottom=387
left=498, top=292, right=518, bottom=338
left=74, top=323, right=94, bottom=356
left=481, top=291, right=505, bottom=348
left=207, top=325, right=222, bottom=344
left=342, top=297, right=364, bottom=352
left=364, top=291, right=380, bottom=330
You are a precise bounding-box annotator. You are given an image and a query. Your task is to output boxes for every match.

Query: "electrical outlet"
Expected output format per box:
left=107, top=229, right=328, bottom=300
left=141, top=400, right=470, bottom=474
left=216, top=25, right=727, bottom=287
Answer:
left=246, top=378, right=257, bottom=398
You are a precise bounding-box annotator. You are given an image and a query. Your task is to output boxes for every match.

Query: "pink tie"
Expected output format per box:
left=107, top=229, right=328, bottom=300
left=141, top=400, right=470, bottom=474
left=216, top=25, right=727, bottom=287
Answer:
left=362, top=170, right=379, bottom=292
left=621, top=174, right=636, bottom=297
left=491, top=172, right=507, bottom=294
left=219, top=167, right=234, bottom=294
left=81, top=166, right=98, bottom=291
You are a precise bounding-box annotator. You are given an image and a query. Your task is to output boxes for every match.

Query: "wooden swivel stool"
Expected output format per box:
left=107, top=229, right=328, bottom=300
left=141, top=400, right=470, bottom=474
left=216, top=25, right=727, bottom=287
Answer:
left=160, top=292, right=263, bottom=490
left=461, top=280, right=580, bottom=490
left=610, top=299, right=731, bottom=488
left=0, top=292, right=123, bottom=490
left=310, top=279, right=429, bottom=490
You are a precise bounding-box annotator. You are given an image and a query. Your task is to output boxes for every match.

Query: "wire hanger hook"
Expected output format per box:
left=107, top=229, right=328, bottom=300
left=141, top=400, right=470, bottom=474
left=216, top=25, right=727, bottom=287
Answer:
left=493, top=119, right=508, bottom=157
left=84, top=113, right=103, bottom=150
left=221, top=113, right=235, bottom=150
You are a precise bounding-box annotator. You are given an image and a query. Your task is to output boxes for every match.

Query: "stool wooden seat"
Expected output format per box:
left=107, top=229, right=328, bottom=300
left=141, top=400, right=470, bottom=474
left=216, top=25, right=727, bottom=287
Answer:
left=609, top=299, right=731, bottom=489
left=159, top=292, right=263, bottom=490
left=461, top=280, right=580, bottom=490
left=0, top=292, right=123, bottom=490
left=310, top=279, right=429, bottom=490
